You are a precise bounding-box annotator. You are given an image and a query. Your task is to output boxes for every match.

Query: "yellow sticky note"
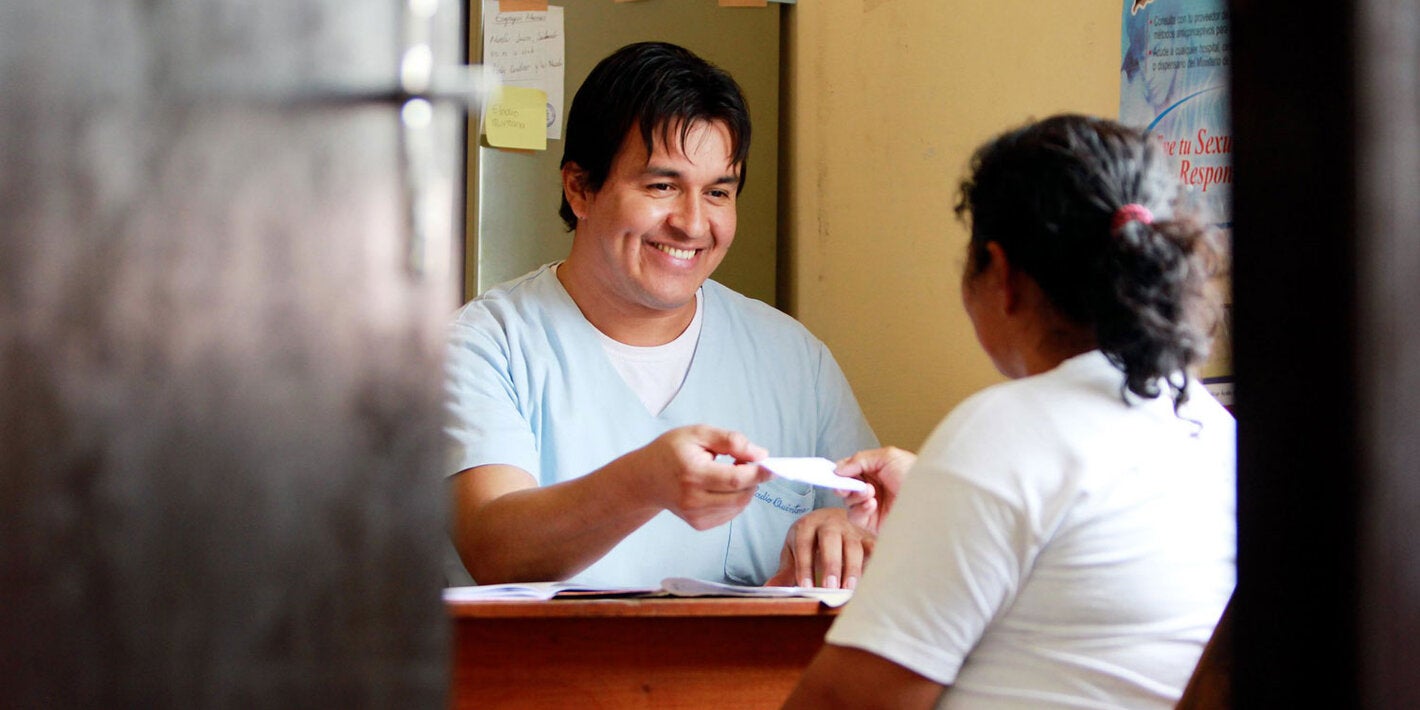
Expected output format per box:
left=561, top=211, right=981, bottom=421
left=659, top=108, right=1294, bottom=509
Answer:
left=484, top=86, right=548, bottom=151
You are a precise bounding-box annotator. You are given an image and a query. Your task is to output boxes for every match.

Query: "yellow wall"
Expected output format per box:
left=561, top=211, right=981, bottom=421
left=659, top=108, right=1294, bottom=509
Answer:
left=782, top=1, right=1121, bottom=450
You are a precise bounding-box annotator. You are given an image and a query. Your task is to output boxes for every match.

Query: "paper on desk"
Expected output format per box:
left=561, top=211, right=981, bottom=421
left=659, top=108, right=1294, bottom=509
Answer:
left=758, top=457, right=869, bottom=493
left=443, top=582, right=659, bottom=602
left=661, top=577, right=853, bottom=608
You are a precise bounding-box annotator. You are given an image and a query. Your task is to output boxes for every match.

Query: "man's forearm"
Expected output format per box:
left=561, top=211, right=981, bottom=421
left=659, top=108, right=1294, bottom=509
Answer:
left=449, top=461, right=660, bottom=584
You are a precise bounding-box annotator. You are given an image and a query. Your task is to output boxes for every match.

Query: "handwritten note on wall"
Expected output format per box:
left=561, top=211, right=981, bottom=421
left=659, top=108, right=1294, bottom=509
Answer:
left=482, top=1, right=565, bottom=143
left=485, top=86, right=548, bottom=150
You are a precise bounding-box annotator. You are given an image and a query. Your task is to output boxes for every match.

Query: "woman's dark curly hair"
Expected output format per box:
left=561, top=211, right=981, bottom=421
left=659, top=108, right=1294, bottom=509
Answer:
left=955, top=114, right=1224, bottom=411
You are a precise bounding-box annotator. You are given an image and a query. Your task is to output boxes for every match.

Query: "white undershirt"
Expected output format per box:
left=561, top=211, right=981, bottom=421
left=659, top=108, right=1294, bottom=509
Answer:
left=591, top=287, right=703, bottom=417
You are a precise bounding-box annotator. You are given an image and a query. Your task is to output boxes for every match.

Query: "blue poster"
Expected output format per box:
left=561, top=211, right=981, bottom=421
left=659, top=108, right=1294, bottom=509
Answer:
left=1120, top=0, right=1232, bottom=227
left=1120, top=0, right=1233, bottom=392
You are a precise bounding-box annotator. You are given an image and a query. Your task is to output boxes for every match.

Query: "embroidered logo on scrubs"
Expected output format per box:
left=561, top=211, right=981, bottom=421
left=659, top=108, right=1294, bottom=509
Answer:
left=754, top=488, right=810, bottom=515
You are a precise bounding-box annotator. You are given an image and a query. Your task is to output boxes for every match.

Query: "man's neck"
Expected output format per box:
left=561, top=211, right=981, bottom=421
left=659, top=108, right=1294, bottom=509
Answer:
left=555, top=262, right=698, bottom=347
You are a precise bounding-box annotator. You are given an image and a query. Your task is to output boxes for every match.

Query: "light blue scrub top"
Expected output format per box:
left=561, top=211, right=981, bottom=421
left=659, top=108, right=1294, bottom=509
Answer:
left=445, top=264, right=878, bottom=587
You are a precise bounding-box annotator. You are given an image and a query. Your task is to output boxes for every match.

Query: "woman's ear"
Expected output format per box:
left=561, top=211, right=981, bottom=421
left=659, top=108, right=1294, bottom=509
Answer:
left=982, top=241, right=1022, bottom=314
left=562, top=163, right=591, bottom=222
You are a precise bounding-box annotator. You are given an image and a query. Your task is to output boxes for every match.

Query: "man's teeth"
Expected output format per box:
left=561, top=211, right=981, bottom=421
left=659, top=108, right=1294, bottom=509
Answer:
left=654, top=244, right=696, bottom=260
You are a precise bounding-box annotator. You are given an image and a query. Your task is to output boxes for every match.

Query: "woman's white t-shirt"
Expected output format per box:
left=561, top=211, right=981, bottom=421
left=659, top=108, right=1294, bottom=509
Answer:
left=827, top=351, right=1236, bottom=709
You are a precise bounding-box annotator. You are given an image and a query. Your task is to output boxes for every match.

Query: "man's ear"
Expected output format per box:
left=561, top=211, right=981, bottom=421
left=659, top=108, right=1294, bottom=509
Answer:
left=562, top=163, right=591, bottom=221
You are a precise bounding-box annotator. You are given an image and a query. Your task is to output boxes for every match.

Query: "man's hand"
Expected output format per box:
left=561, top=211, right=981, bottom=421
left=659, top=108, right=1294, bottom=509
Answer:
left=627, top=425, right=772, bottom=531
left=834, top=446, right=917, bottom=534
left=765, top=508, right=874, bottom=590
left=449, top=425, right=769, bottom=584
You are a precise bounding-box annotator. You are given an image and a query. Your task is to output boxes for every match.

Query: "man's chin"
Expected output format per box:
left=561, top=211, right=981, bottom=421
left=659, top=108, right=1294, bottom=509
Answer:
left=640, top=275, right=708, bottom=305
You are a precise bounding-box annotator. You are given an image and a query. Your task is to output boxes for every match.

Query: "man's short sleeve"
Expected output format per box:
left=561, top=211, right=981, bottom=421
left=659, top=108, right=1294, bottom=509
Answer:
left=813, top=342, right=879, bottom=459
left=808, top=341, right=877, bottom=510
left=443, top=313, right=539, bottom=478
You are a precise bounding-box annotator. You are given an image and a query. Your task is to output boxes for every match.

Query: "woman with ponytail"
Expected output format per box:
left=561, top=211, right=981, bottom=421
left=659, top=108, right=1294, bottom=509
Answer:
left=787, top=115, right=1234, bottom=709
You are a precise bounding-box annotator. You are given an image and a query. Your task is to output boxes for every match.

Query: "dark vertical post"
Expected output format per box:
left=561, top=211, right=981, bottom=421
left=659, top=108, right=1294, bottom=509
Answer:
left=1234, top=0, right=1420, bottom=705
left=0, top=1, right=452, bottom=706
left=1354, top=1, right=1420, bottom=706
left=1229, top=0, right=1359, bottom=706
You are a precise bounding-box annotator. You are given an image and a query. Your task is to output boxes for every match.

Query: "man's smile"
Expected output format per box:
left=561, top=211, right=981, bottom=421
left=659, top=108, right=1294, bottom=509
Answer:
left=651, top=242, right=700, bottom=260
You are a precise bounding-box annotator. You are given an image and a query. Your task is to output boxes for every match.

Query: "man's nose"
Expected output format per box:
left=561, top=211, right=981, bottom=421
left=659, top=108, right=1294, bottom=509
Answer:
left=667, top=195, right=708, bottom=239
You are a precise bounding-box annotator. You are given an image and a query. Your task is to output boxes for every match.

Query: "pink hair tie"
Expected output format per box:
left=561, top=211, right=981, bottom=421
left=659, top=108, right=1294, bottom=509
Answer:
left=1111, top=203, right=1154, bottom=232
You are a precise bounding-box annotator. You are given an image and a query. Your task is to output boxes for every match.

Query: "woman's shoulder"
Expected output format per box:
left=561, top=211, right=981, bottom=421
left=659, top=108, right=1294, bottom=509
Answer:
left=916, top=356, right=1152, bottom=484
left=940, top=356, right=1112, bottom=435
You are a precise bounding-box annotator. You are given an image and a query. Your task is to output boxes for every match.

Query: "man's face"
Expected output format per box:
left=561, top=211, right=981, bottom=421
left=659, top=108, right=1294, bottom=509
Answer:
left=568, top=120, right=739, bottom=314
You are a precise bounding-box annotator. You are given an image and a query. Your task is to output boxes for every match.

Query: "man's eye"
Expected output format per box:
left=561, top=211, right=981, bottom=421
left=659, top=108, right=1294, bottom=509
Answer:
left=648, top=183, right=674, bottom=192
left=708, top=189, right=731, bottom=199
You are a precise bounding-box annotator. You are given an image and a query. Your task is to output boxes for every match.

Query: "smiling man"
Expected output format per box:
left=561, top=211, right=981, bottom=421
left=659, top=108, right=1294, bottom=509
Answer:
left=444, top=42, right=878, bottom=589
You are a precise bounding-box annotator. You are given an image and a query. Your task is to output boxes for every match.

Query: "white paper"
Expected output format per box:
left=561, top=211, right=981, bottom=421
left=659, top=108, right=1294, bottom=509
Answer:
left=758, top=457, right=869, bottom=493
left=481, top=2, right=565, bottom=140
left=443, top=581, right=657, bottom=601
left=661, top=577, right=852, bottom=608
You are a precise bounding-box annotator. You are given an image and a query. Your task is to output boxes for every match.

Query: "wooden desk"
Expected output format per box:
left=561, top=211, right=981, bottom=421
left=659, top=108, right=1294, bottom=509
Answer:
left=447, top=597, right=839, bottom=709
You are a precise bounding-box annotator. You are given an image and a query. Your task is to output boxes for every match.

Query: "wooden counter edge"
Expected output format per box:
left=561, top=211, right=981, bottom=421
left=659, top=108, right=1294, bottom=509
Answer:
left=446, top=595, right=841, bottom=619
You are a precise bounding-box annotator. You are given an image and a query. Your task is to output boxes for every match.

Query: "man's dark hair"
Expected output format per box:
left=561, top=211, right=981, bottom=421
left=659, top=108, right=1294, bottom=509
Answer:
left=558, top=41, right=751, bottom=231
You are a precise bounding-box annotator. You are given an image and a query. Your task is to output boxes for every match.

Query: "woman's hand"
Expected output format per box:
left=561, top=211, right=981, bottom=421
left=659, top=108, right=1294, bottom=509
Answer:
left=834, top=447, right=917, bottom=534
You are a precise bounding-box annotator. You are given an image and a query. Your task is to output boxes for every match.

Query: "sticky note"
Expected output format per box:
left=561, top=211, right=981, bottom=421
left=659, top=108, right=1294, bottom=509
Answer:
left=485, top=86, right=548, bottom=151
